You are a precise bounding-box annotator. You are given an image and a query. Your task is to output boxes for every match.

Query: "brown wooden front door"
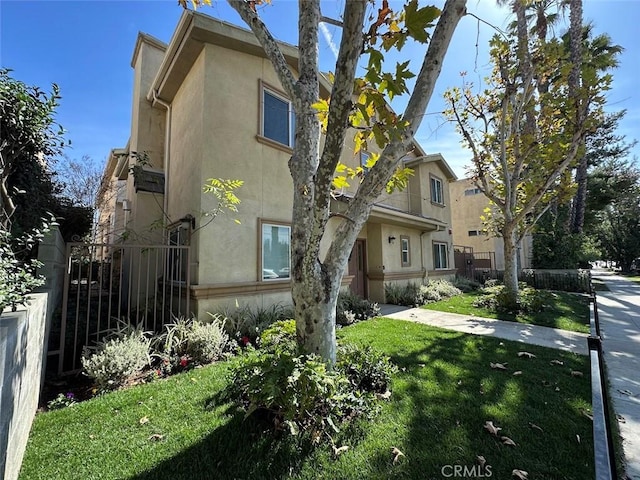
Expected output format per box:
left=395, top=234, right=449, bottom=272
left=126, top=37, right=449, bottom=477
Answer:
left=348, top=239, right=367, bottom=298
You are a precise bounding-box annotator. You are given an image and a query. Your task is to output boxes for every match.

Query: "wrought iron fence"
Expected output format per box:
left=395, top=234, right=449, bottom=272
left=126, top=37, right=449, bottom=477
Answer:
left=49, top=242, right=190, bottom=375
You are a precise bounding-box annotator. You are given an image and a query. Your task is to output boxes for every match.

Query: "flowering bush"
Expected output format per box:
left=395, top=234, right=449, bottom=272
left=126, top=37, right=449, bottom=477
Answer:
left=47, top=392, right=77, bottom=410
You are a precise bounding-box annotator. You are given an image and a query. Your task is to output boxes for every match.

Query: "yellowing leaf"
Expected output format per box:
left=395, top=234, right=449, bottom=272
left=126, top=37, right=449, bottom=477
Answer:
left=332, top=176, right=350, bottom=190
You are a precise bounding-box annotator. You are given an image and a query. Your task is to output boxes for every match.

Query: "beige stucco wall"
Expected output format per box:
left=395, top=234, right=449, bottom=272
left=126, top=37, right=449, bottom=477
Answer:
left=450, top=178, right=533, bottom=270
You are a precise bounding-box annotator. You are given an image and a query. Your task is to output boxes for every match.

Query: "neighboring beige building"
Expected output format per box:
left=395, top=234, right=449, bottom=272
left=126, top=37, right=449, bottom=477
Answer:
left=97, top=11, right=458, bottom=319
left=450, top=178, right=532, bottom=275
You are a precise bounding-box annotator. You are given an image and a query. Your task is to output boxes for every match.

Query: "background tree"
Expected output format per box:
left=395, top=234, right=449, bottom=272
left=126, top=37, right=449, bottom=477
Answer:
left=532, top=110, right=636, bottom=268
left=594, top=184, right=640, bottom=272
left=55, top=154, right=103, bottom=208
left=184, top=0, right=467, bottom=364
left=444, top=0, right=616, bottom=305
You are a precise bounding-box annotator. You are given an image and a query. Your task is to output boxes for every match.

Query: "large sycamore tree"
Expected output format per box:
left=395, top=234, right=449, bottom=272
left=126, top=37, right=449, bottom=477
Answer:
left=444, top=0, right=615, bottom=304
left=184, top=0, right=467, bottom=364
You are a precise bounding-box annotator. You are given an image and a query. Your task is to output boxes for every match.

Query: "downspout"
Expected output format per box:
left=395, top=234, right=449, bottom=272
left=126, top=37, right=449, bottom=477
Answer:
left=151, top=89, right=171, bottom=236
left=420, top=231, right=427, bottom=283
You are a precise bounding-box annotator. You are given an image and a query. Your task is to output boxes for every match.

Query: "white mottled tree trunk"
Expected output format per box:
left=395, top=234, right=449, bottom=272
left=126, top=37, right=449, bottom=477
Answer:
left=229, top=0, right=466, bottom=365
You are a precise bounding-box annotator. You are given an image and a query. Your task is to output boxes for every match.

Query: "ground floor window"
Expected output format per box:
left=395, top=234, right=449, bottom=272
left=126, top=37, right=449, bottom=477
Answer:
left=433, top=242, right=448, bottom=270
left=261, top=221, right=290, bottom=280
left=400, top=235, right=411, bottom=267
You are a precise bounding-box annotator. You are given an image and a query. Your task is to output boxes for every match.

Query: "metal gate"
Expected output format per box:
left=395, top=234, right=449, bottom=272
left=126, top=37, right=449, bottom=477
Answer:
left=50, top=242, right=190, bottom=374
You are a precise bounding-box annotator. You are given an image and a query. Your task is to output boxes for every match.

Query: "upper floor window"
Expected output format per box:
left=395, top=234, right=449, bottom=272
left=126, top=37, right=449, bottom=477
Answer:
left=433, top=242, right=448, bottom=270
left=261, top=221, right=291, bottom=281
left=464, top=187, right=481, bottom=196
left=400, top=235, right=411, bottom=267
left=430, top=175, right=444, bottom=205
left=261, top=85, right=295, bottom=147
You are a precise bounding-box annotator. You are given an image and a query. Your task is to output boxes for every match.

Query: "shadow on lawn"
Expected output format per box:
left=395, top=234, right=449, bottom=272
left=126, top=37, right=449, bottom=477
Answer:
left=350, top=322, right=594, bottom=479
left=130, top=397, right=317, bottom=480
left=131, top=320, right=593, bottom=480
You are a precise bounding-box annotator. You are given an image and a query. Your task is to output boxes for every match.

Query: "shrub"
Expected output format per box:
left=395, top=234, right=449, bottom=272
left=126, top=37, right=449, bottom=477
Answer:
left=259, top=318, right=297, bottom=352
left=384, top=282, right=423, bottom=306
left=473, top=285, right=551, bottom=314
left=186, top=314, right=229, bottom=364
left=226, top=342, right=396, bottom=440
left=153, top=314, right=230, bottom=369
left=336, top=291, right=380, bottom=325
left=219, top=303, right=294, bottom=341
left=47, top=392, right=77, bottom=410
left=451, top=275, right=481, bottom=293
left=336, top=343, right=397, bottom=393
left=82, top=328, right=151, bottom=389
left=420, top=280, right=463, bottom=304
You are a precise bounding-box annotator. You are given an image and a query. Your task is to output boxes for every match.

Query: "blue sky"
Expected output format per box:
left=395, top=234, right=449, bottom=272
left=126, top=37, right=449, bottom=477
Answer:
left=2, top=1, right=638, bottom=177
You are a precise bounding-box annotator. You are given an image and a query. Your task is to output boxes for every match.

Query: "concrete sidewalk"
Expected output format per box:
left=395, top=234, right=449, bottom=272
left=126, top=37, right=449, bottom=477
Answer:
left=593, top=271, right=640, bottom=479
left=378, top=304, right=589, bottom=354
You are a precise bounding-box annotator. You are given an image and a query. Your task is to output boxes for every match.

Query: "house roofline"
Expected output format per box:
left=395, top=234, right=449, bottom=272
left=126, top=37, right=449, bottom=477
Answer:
left=405, top=153, right=457, bottom=182
left=147, top=11, right=300, bottom=103
left=131, top=32, right=167, bottom=69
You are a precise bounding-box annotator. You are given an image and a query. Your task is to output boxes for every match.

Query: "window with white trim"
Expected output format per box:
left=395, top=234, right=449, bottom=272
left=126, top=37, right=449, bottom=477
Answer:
left=400, top=236, right=410, bottom=267
left=261, top=222, right=291, bottom=281
left=433, top=242, right=448, bottom=270
left=261, top=86, right=295, bottom=147
left=430, top=175, right=444, bottom=205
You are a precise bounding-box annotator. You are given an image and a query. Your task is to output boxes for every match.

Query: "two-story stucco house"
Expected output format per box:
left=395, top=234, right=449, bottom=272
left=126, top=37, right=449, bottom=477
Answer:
left=97, top=11, right=458, bottom=320
left=450, top=178, right=532, bottom=276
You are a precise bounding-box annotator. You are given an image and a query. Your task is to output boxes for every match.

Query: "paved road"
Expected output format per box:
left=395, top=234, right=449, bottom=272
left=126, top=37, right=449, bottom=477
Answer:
left=593, top=271, right=640, bottom=480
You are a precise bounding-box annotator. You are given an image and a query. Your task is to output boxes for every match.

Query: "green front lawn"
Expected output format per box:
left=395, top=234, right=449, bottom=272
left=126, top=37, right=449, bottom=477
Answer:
left=423, top=291, right=591, bottom=334
left=20, top=319, right=593, bottom=480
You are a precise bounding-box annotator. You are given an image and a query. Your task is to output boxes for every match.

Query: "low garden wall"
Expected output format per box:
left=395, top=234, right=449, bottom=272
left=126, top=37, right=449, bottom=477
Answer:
left=0, top=293, right=49, bottom=480
left=0, top=227, right=65, bottom=480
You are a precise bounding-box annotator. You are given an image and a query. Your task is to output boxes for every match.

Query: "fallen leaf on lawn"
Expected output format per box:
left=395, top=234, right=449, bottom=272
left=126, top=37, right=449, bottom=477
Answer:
left=484, top=420, right=502, bottom=436
left=550, top=360, right=564, bottom=366
left=139, top=416, right=150, bottom=425
left=501, top=436, right=517, bottom=447
left=512, top=469, right=528, bottom=479
left=555, top=387, right=560, bottom=392
left=571, top=370, right=583, bottom=377
left=332, top=445, right=349, bottom=457
left=476, top=455, right=486, bottom=467
left=376, top=390, right=392, bottom=400
left=89, top=434, right=95, bottom=439
left=576, top=434, right=581, bottom=444
left=513, top=371, right=523, bottom=376
left=418, top=363, right=425, bottom=368
left=518, top=351, right=536, bottom=359
left=311, top=430, right=322, bottom=444
left=528, top=422, right=543, bottom=433
left=490, top=362, right=508, bottom=370
left=148, top=434, right=164, bottom=442
left=391, top=447, right=405, bottom=464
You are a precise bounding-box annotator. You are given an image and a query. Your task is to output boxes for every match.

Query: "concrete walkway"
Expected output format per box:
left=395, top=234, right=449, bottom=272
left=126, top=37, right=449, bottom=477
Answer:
left=379, top=304, right=589, bottom=355
left=592, top=271, right=640, bottom=479
left=380, top=273, right=640, bottom=478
